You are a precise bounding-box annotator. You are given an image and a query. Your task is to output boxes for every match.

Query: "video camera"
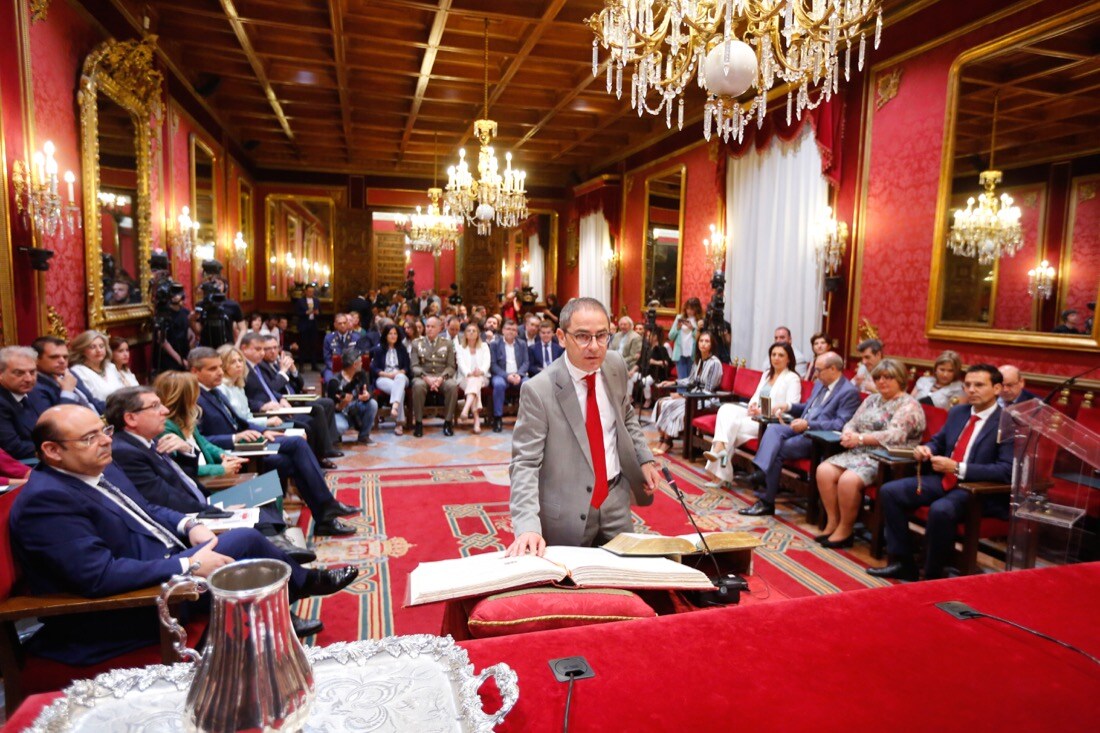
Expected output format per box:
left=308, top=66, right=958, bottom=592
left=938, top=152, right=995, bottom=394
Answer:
left=150, top=251, right=184, bottom=310
left=193, top=259, right=231, bottom=348
left=403, top=269, right=416, bottom=302
left=448, top=282, right=463, bottom=306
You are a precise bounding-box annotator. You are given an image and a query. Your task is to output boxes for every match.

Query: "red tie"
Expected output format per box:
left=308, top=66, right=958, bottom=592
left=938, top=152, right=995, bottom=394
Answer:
left=942, top=414, right=980, bottom=491
left=584, top=372, right=609, bottom=508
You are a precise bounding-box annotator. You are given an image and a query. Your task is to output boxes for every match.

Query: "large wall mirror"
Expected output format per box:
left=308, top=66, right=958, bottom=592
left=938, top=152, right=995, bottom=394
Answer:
left=927, top=7, right=1100, bottom=349
left=238, top=179, right=254, bottom=301
left=190, top=136, right=218, bottom=287
left=642, top=165, right=686, bottom=314
left=505, top=210, right=558, bottom=303
left=265, top=195, right=335, bottom=302
left=79, top=38, right=161, bottom=326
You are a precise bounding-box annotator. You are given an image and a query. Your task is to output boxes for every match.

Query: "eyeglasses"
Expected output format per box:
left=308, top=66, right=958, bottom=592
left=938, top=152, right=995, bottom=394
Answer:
left=565, top=331, right=612, bottom=348
left=130, top=400, right=164, bottom=414
left=55, top=424, right=114, bottom=447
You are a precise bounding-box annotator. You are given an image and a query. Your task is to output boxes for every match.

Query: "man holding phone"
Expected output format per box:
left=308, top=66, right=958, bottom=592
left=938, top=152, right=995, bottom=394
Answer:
left=325, top=346, right=378, bottom=445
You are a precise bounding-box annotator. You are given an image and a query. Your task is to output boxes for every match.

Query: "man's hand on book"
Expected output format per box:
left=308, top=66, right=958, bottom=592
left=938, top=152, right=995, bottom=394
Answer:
left=505, top=532, right=545, bottom=558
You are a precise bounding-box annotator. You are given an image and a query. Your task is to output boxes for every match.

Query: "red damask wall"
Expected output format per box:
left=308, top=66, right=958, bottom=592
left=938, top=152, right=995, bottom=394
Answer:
left=849, top=2, right=1098, bottom=377
left=1065, top=176, right=1100, bottom=318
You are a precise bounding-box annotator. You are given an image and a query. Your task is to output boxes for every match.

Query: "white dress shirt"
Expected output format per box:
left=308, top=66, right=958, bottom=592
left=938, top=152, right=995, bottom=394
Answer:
left=564, top=356, right=621, bottom=481
left=956, top=403, right=997, bottom=481
left=503, top=339, right=518, bottom=374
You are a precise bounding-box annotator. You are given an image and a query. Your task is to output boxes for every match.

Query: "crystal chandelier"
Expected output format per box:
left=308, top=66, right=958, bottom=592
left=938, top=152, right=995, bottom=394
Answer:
left=949, top=94, right=1023, bottom=265
left=1027, top=260, right=1055, bottom=300
left=817, top=206, right=848, bottom=275
left=703, top=223, right=727, bottom=271
left=587, top=1, right=882, bottom=143
left=403, top=133, right=462, bottom=254
left=445, top=19, right=528, bottom=236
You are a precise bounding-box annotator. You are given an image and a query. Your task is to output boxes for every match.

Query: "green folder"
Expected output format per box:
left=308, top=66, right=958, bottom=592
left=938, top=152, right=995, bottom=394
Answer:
left=209, top=470, right=282, bottom=508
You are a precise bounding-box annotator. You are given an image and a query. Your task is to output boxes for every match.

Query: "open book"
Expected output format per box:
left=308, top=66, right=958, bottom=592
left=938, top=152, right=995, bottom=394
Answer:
left=407, top=546, right=715, bottom=606
left=601, top=531, right=761, bottom=557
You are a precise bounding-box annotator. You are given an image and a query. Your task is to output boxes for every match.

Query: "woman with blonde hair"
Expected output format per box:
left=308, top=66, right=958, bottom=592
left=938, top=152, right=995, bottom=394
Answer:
left=109, top=336, right=140, bottom=388
left=455, top=322, right=491, bottom=433
left=154, top=371, right=246, bottom=479
left=215, top=344, right=283, bottom=430
left=69, top=329, right=124, bottom=402
left=911, top=350, right=964, bottom=409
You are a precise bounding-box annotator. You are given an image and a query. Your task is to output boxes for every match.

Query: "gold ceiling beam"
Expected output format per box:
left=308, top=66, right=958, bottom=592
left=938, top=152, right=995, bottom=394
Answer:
left=397, top=0, right=453, bottom=164
left=327, top=0, right=354, bottom=162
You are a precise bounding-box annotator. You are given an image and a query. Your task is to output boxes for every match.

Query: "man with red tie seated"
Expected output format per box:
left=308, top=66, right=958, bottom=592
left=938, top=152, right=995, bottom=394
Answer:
left=9, top=405, right=360, bottom=664
left=869, top=364, right=1012, bottom=581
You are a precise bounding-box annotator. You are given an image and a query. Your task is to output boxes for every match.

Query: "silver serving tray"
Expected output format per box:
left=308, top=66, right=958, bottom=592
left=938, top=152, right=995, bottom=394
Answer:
left=28, top=634, right=518, bottom=733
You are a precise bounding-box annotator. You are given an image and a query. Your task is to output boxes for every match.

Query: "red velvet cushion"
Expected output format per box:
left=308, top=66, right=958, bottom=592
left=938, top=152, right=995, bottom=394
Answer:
left=719, top=365, right=737, bottom=392
left=692, top=414, right=718, bottom=434
left=786, top=458, right=811, bottom=475
left=920, top=404, right=949, bottom=442
left=467, top=588, right=656, bottom=639
left=913, top=506, right=1010, bottom=538
left=732, top=369, right=762, bottom=399
left=741, top=439, right=759, bottom=453
left=0, top=486, right=22, bottom=601
left=800, top=381, right=814, bottom=402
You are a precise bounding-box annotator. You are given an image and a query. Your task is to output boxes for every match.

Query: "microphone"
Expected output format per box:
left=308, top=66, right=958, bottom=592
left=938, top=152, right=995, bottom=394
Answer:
left=1041, top=365, right=1100, bottom=405
left=661, top=466, right=745, bottom=605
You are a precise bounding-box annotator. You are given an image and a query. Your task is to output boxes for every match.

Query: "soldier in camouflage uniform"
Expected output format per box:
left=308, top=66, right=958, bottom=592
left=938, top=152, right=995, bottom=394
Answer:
left=410, top=316, right=458, bottom=437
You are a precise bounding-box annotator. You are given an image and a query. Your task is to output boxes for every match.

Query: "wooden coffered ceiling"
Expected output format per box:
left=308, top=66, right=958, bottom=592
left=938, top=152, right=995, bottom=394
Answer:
left=954, top=20, right=1100, bottom=179
left=105, top=0, right=913, bottom=188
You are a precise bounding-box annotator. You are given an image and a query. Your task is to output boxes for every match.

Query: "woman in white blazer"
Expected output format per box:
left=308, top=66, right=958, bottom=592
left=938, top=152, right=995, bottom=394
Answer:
left=455, top=322, right=491, bottom=433
left=68, top=329, right=125, bottom=403
left=703, top=342, right=803, bottom=486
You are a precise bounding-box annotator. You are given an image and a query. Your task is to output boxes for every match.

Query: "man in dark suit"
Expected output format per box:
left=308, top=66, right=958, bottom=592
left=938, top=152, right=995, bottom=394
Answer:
left=489, top=319, right=530, bottom=432
left=0, top=346, right=44, bottom=459
left=293, top=284, right=322, bottom=370
left=239, top=333, right=340, bottom=464
left=998, top=364, right=1039, bottom=407
left=31, top=336, right=105, bottom=415
left=184, top=350, right=358, bottom=536
left=869, top=364, right=1012, bottom=581
left=321, top=313, right=355, bottom=383
left=737, top=352, right=862, bottom=516
left=9, top=405, right=359, bottom=664
left=527, top=320, right=563, bottom=377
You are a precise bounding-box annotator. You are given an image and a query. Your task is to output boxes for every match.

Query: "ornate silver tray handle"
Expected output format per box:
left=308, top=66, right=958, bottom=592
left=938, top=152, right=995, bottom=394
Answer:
left=29, top=635, right=518, bottom=733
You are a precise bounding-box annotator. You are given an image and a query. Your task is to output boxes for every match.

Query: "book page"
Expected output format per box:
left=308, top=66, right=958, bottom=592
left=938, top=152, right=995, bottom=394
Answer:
left=544, top=546, right=714, bottom=590
left=673, top=532, right=762, bottom=552
left=601, top=533, right=696, bottom=556
left=407, top=550, right=567, bottom=605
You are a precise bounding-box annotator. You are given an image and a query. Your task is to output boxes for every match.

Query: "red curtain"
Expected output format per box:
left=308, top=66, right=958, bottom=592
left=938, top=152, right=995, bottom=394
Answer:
left=715, top=94, right=845, bottom=190
left=572, top=185, right=621, bottom=235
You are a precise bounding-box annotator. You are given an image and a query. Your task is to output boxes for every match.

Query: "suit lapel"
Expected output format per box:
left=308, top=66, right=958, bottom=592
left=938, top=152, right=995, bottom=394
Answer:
left=551, top=359, right=594, bottom=473
left=50, top=468, right=166, bottom=543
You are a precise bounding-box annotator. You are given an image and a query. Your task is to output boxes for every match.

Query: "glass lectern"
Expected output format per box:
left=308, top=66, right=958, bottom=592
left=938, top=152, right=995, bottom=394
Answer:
left=999, top=400, right=1100, bottom=570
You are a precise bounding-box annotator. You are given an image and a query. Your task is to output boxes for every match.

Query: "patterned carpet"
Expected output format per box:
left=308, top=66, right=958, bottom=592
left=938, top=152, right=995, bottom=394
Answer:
left=293, top=459, right=891, bottom=643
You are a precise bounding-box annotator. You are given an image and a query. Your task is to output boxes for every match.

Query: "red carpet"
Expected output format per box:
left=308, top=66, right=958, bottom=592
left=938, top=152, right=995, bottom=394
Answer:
left=295, top=461, right=890, bottom=642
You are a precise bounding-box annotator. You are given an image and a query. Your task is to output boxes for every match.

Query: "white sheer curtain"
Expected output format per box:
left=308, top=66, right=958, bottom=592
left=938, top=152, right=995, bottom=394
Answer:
left=578, top=210, right=611, bottom=307
left=527, top=232, right=545, bottom=299
left=724, top=127, right=827, bottom=368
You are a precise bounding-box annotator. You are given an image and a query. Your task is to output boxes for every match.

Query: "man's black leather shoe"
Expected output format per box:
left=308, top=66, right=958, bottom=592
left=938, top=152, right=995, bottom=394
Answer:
left=738, top=500, right=775, bottom=516
left=300, top=565, right=360, bottom=596
left=291, top=613, right=324, bottom=638
left=867, top=561, right=918, bottom=581
left=324, top=449, right=345, bottom=458
left=313, top=518, right=356, bottom=536
left=442, top=421, right=454, bottom=436
left=492, top=417, right=503, bottom=432
left=328, top=501, right=361, bottom=517
left=319, top=458, right=338, bottom=470
left=747, top=470, right=766, bottom=489
left=413, top=422, right=424, bottom=437
left=269, top=533, right=316, bottom=564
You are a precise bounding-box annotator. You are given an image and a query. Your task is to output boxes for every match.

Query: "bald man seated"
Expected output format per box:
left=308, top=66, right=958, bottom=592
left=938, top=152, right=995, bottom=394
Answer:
left=9, top=405, right=360, bottom=665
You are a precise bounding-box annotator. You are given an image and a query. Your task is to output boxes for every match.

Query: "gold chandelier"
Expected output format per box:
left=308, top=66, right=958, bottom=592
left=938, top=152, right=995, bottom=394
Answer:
left=587, top=1, right=883, bottom=142
left=403, top=133, right=462, bottom=254
left=949, top=94, right=1023, bottom=265
left=444, top=19, right=528, bottom=236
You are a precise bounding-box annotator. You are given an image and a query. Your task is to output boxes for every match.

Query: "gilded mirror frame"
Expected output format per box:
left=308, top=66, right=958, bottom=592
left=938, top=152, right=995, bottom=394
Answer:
left=78, top=38, right=162, bottom=327
left=190, top=135, right=218, bottom=285
left=641, top=163, right=687, bottom=316
left=238, top=177, right=254, bottom=301
left=264, top=194, right=336, bottom=303
left=925, top=7, right=1100, bottom=350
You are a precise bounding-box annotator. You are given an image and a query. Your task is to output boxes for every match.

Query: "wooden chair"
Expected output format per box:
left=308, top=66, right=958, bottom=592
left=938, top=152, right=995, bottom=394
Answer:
left=680, top=363, right=737, bottom=460
left=0, top=486, right=199, bottom=714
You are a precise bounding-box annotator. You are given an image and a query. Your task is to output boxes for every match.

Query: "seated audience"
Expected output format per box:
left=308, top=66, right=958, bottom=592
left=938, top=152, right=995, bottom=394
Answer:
left=105, top=386, right=311, bottom=562
left=31, top=336, right=105, bottom=415
left=911, top=350, right=964, bottom=409
left=456, top=322, right=490, bottom=433
left=321, top=312, right=356, bottom=382
left=869, top=364, right=1011, bottom=581
left=851, top=337, right=884, bottom=393
left=815, top=359, right=925, bottom=548
left=998, top=364, right=1039, bottom=407
left=0, top=346, right=44, bottom=459
left=235, top=312, right=266, bottom=347
left=482, top=314, right=501, bottom=343
left=805, top=332, right=831, bottom=381
left=489, top=319, right=530, bottom=432
left=1052, top=308, right=1085, bottom=334
left=652, top=331, right=723, bottom=456
left=703, top=342, right=802, bottom=483
left=10, top=404, right=359, bottom=662
left=159, top=368, right=358, bottom=536
left=520, top=313, right=542, bottom=346
left=528, top=320, right=563, bottom=377
left=325, top=346, right=378, bottom=444
left=739, top=352, right=862, bottom=516
left=0, top=445, right=30, bottom=483
left=611, top=315, right=643, bottom=394
left=69, top=330, right=125, bottom=403
left=444, top=315, right=463, bottom=348
left=215, top=345, right=282, bottom=431
left=109, top=337, right=140, bottom=388
left=370, top=323, right=411, bottom=436
left=764, top=326, right=809, bottom=375
left=636, top=326, right=673, bottom=409
left=410, top=316, right=459, bottom=438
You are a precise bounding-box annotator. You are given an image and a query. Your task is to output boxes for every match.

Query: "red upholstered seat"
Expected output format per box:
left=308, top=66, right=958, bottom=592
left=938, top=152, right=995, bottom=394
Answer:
left=718, top=364, right=737, bottom=392
left=788, top=458, right=811, bottom=475
left=800, top=380, right=814, bottom=402
left=732, top=369, right=762, bottom=399
left=913, top=506, right=1010, bottom=538
left=692, top=413, right=718, bottom=434
left=742, top=439, right=759, bottom=453
left=921, top=404, right=949, bottom=440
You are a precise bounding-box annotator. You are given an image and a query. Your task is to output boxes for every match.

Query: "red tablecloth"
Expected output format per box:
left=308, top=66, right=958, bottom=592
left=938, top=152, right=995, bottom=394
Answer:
left=7, top=564, right=1100, bottom=732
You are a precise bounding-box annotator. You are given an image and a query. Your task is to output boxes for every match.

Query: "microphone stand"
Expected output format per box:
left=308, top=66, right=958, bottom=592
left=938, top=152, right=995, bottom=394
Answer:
left=1041, top=365, right=1100, bottom=404
left=661, top=466, right=744, bottom=605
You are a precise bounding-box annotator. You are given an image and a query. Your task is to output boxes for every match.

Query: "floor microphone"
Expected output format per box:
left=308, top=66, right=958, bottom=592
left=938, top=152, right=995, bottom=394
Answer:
left=661, top=465, right=743, bottom=605
left=1041, top=365, right=1100, bottom=404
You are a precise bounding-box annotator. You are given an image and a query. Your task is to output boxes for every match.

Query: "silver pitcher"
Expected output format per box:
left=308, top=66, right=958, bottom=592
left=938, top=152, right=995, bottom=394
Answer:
left=158, top=558, right=315, bottom=733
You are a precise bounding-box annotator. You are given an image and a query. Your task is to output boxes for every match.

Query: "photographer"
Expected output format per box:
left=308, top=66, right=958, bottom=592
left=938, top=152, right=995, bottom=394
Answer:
left=324, top=346, right=378, bottom=445
left=191, top=264, right=238, bottom=351
left=704, top=270, right=732, bottom=363
left=158, top=292, right=192, bottom=372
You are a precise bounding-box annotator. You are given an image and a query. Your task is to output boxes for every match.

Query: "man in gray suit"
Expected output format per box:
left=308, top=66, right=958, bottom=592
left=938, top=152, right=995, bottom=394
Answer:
left=506, top=298, right=661, bottom=557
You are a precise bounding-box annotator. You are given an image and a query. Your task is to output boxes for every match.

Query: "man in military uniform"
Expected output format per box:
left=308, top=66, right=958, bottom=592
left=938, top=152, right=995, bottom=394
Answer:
left=410, top=316, right=458, bottom=437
